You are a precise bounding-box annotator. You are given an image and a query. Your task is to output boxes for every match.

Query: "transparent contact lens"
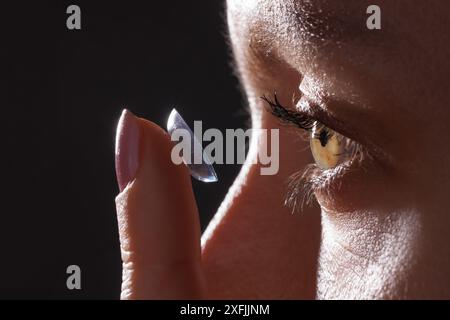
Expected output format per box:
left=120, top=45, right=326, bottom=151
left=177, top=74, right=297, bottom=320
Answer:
left=167, top=108, right=218, bottom=183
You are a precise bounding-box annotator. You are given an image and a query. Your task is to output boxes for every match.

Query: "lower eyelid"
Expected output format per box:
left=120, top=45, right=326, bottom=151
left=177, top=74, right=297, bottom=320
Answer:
left=285, top=143, right=371, bottom=212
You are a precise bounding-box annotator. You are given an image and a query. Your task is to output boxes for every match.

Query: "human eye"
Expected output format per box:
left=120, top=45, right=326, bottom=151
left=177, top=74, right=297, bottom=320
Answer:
left=261, top=93, right=370, bottom=211
left=309, top=121, right=358, bottom=170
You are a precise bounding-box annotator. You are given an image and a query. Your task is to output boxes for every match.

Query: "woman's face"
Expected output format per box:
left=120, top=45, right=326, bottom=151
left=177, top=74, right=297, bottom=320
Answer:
left=201, top=0, right=450, bottom=298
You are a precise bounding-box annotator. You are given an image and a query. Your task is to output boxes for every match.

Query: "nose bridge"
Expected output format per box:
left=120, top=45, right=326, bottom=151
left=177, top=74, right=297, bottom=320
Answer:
left=200, top=140, right=322, bottom=298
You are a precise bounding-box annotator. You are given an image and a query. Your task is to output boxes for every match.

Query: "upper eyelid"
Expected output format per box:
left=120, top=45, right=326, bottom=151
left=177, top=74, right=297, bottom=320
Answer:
left=261, top=93, right=352, bottom=141
left=297, top=94, right=383, bottom=151
left=296, top=96, right=354, bottom=138
left=297, top=95, right=396, bottom=167
left=262, top=92, right=387, bottom=162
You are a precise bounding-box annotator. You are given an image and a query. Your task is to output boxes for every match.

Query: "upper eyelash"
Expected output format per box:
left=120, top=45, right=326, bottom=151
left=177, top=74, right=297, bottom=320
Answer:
left=261, top=93, right=338, bottom=143
left=261, top=93, right=316, bottom=131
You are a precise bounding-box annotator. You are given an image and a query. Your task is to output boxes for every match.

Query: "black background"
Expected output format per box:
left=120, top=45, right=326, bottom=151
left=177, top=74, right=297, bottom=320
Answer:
left=4, top=1, right=244, bottom=298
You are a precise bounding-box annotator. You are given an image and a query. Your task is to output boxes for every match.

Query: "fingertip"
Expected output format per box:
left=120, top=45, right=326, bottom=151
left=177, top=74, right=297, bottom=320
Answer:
left=114, top=113, right=204, bottom=299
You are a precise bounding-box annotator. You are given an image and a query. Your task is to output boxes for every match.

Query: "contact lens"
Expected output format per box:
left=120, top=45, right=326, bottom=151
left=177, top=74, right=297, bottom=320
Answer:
left=167, top=108, right=218, bottom=183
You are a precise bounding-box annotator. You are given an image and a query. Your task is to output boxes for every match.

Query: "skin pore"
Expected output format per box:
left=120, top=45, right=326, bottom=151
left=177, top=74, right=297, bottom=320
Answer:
left=114, top=0, right=450, bottom=299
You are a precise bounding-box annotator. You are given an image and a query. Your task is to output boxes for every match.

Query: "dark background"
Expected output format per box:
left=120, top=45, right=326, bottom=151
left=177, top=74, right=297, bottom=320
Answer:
left=4, top=1, right=245, bottom=299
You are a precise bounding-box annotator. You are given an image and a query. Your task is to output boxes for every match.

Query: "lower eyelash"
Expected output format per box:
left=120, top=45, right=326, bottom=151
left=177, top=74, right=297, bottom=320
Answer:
left=285, top=145, right=368, bottom=213
left=285, top=164, right=348, bottom=213
left=284, top=164, right=318, bottom=213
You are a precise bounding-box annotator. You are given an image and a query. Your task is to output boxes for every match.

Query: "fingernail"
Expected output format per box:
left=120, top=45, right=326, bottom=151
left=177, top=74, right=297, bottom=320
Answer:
left=115, top=109, right=140, bottom=192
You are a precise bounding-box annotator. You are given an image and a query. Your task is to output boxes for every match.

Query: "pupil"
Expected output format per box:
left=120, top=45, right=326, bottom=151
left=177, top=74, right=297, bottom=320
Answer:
left=319, top=129, right=329, bottom=147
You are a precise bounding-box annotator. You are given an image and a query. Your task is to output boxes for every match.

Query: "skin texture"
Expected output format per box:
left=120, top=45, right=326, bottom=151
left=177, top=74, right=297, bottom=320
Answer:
left=114, top=1, right=450, bottom=299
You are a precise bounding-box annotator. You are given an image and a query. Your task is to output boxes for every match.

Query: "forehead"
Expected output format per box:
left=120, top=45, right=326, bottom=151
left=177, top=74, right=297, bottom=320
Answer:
left=227, top=0, right=447, bottom=49
left=227, top=0, right=445, bottom=24
left=227, top=0, right=450, bottom=114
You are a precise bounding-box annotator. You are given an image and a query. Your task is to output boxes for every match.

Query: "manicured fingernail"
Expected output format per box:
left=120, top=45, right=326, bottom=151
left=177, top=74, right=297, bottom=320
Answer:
left=115, top=109, right=140, bottom=191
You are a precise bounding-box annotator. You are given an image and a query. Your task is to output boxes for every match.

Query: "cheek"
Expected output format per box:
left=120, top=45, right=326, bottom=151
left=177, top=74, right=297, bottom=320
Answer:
left=317, top=208, right=422, bottom=299
left=201, top=115, right=321, bottom=298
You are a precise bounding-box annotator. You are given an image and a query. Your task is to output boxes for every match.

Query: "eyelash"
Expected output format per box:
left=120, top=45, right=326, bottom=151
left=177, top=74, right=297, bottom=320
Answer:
left=261, top=93, right=316, bottom=131
left=261, top=93, right=339, bottom=143
left=261, top=93, right=367, bottom=212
